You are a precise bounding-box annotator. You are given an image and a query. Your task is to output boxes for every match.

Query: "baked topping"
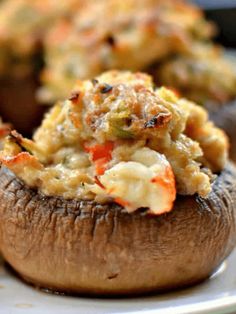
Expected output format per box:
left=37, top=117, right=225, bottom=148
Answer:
left=40, top=0, right=214, bottom=101
left=0, top=71, right=228, bottom=214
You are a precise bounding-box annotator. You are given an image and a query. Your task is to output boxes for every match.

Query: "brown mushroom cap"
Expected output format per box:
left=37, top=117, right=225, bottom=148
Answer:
left=0, top=75, right=46, bottom=137
left=209, top=100, right=236, bottom=163
left=0, top=163, right=236, bottom=296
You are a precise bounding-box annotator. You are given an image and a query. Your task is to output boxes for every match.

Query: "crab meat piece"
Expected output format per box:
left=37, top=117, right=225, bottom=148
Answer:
left=91, top=147, right=176, bottom=214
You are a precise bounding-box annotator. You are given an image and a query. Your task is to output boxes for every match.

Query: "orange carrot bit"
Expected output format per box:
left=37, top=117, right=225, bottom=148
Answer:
left=84, top=141, right=114, bottom=162
left=114, top=197, right=131, bottom=208
left=85, top=141, right=114, bottom=175
left=94, top=175, right=105, bottom=190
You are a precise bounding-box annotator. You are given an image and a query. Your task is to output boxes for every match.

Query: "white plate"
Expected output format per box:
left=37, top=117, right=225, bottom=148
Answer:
left=1, top=249, right=236, bottom=314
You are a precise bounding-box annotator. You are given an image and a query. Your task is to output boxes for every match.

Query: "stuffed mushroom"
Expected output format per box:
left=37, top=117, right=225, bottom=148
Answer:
left=40, top=0, right=214, bottom=102
left=0, top=71, right=235, bottom=295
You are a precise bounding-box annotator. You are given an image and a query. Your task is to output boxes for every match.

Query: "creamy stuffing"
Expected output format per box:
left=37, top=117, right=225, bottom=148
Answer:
left=0, top=71, right=228, bottom=214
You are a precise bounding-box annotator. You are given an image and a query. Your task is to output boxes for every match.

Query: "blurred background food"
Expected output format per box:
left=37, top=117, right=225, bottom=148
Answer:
left=39, top=0, right=215, bottom=102
left=0, top=0, right=84, bottom=77
left=0, top=0, right=85, bottom=134
left=0, top=0, right=235, bottom=138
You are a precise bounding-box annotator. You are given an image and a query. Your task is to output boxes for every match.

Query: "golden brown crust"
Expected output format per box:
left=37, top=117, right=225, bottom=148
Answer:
left=0, top=163, right=235, bottom=295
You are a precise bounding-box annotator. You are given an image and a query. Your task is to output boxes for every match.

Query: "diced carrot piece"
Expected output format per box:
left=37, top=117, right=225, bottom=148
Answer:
left=84, top=141, right=114, bottom=162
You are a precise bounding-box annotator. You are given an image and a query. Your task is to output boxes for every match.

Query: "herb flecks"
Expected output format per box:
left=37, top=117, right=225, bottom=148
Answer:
left=100, top=83, right=113, bottom=94
left=144, top=112, right=171, bottom=129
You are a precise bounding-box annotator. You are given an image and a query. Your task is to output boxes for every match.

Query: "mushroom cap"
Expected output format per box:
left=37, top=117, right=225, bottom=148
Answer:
left=210, top=100, right=236, bottom=163
left=0, top=74, right=46, bottom=136
left=0, top=163, right=236, bottom=296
